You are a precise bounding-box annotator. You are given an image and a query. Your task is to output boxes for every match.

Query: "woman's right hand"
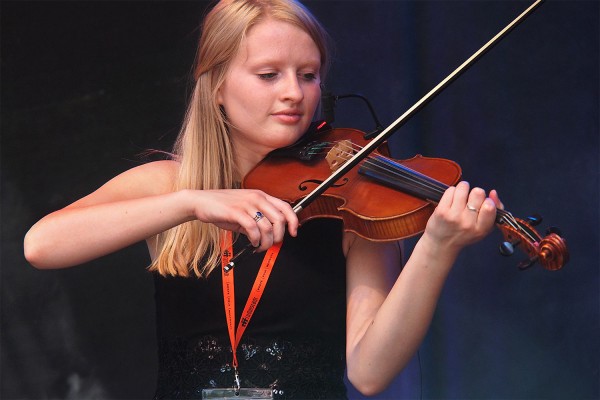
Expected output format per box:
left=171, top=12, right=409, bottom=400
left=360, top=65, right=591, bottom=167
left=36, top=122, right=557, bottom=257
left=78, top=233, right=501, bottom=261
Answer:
left=24, top=161, right=299, bottom=268
left=184, top=188, right=298, bottom=252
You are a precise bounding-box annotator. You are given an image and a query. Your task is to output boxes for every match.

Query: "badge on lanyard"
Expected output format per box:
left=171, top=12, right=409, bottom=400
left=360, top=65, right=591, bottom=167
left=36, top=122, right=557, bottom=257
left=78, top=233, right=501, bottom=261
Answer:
left=202, top=387, right=274, bottom=399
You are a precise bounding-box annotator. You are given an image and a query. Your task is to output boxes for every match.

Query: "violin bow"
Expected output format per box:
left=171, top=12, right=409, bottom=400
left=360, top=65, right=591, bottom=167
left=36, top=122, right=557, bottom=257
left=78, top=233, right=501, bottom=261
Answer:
left=226, top=0, right=546, bottom=271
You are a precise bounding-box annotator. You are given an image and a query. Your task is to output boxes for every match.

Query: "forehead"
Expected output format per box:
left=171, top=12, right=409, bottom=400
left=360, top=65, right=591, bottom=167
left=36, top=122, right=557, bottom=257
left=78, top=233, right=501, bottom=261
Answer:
left=234, top=19, right=321, bottom=66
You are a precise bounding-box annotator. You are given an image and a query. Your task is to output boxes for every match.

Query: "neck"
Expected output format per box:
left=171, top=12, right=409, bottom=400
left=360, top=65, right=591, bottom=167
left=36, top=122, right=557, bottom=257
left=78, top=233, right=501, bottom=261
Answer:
left=234, top=151, right=268, bottom=182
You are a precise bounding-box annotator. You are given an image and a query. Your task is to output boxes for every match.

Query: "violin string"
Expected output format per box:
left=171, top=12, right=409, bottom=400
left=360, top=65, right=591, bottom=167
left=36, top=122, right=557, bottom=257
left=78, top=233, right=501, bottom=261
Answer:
left=366, top=155, right=447, bottom=199
left=317, top=140, right=436, bottom=194
left=313, top=140, right=520, bottom=217
left=337, top=141, right=448, bottom=200
left=361, top=151, right=536, bottom=241
left=357, top=148, right=529, bottom=236
left=319, top=140, right=535, bottom=241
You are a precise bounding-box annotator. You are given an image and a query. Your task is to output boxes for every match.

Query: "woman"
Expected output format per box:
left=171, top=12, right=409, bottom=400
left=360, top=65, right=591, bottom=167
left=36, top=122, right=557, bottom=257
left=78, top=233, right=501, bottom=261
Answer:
left=24, top=0, right=500, bottom=398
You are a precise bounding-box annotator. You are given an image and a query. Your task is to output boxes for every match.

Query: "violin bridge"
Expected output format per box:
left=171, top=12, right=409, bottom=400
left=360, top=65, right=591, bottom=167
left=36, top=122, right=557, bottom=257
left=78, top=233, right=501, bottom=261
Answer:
left=326, top=139, right=354, bottom=171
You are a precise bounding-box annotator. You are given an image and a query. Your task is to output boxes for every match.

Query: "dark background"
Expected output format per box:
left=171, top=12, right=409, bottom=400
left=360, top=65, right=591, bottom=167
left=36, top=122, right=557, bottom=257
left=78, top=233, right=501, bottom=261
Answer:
left=2, top=1, right=598, bottom=399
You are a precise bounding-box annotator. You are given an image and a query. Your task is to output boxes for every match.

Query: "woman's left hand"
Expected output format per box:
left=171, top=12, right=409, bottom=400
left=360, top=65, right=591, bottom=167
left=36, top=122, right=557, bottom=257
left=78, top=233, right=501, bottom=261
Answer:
left=423, top=181, right=501, bottom=253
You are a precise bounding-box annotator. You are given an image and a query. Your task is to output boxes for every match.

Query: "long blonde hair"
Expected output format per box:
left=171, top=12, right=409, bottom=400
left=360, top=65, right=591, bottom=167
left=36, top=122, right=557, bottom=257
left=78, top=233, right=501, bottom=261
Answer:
left=149, top=0, right=331, bottom=278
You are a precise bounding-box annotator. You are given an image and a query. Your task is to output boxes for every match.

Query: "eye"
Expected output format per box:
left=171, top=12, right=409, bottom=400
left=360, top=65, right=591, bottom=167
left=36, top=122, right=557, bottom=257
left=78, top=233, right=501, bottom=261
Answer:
left=258, top=73, right=277, bottom=80
left=300, top=72, right=318, bottom=82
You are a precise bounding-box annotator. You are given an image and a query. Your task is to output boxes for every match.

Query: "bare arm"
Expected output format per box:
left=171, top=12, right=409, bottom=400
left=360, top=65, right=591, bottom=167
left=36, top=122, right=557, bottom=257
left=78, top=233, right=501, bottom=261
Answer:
left=24, top=160, right=299, bottom=269
left=23, top=161, right=185, bottom=268
left=345, top=182, right=499, bottom=395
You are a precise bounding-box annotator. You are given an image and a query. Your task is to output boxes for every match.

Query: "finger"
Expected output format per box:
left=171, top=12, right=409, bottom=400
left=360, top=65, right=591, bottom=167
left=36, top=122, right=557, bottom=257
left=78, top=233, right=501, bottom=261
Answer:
left=255, top=215, right=275, bottom=251
left=451, top=181, right=471, bottom=211
left=465, top=187, right=486, bottom=214
left=476, top=197, right=498, bottom=228
left=247, top=206, right=290, bottom=245
left=489, top=189, right=504, bottom=210
left=437, top=185, right=457, bottom=211
left=248, top=205, right=290, bottom=251
left=263, top=197, right=299, bottom=238
left=239, top=209, right=274, bottom=251
left=238, top=190, right=298, bottom=248
left=255, top=205, right=287, bottom=243
left=238, top=211, right=263, bottom=248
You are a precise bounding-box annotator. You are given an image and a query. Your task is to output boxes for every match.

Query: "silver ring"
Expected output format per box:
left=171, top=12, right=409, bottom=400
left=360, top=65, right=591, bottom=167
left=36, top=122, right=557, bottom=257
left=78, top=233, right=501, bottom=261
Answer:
left=253, top=211, right=264, bottom=222
left=466, top=204, right=478, bottom=212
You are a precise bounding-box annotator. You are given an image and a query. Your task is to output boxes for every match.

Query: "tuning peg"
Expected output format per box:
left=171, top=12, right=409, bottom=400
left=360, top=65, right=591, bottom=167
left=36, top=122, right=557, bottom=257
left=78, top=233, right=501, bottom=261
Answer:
left=525, top=214, right=543, bottom=226
left=499, top=240, right=518, bottom=256
left=518, top=256, right=538, bottom=270
left=546, top=226, right=563, bottom=237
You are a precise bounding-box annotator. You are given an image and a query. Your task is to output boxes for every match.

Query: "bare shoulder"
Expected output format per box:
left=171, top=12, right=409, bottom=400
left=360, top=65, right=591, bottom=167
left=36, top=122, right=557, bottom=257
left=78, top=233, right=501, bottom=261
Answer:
left=66, top=160, right=180, bottom=208
left=128, top=159, right=180, bottom=194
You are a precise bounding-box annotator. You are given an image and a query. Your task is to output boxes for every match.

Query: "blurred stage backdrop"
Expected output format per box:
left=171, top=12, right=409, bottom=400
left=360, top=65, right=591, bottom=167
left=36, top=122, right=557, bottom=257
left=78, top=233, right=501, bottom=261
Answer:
left=2, top=1, right=598, bottom=399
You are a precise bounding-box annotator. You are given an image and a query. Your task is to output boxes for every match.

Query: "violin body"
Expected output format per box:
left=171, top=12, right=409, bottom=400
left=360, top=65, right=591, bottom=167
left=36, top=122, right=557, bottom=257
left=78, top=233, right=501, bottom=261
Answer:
left=243, top=127, right=462, bottom=241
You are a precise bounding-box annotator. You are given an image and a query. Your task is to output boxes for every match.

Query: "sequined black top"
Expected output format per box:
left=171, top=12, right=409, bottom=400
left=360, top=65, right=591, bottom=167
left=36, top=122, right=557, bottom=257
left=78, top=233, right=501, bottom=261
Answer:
left=153, top=219, right=348, bottom=399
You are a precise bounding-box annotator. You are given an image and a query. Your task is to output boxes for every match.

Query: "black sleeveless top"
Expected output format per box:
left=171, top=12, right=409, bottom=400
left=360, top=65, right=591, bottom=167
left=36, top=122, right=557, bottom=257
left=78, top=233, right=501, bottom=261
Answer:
left=153, top=219, right=348, bottom=399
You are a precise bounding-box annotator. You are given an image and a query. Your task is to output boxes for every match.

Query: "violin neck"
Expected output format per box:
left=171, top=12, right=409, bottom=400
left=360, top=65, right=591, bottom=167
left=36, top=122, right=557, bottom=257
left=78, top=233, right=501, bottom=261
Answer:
left=358, top=155, right=448, bottom=203
left=359, top=155, right=506, bottom=223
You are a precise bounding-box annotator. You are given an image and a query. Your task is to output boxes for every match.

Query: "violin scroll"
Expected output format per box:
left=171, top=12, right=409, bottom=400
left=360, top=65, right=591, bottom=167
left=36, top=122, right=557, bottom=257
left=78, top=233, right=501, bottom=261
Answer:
left=496, top=213, right=569, bottom=271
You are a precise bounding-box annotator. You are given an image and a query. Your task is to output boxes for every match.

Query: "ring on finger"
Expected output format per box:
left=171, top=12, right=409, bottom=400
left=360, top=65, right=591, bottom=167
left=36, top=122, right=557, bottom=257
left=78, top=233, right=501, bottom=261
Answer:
left=466, top=204, right=478, bottom=212
left=253, top=211, right=264, bottom=222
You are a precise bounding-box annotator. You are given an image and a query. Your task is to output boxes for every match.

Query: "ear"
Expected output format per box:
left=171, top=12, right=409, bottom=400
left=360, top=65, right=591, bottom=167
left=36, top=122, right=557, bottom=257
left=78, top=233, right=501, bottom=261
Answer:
left=217, top=85, right=224, bottom=105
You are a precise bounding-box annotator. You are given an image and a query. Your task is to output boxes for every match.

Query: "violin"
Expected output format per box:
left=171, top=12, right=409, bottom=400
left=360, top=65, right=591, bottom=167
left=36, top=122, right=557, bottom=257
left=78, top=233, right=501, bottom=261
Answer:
left=225, top=0, right=568, bottom=272
left=245, top=124, right=460, bottom=242
left=243, top=123, right=568, bottom=272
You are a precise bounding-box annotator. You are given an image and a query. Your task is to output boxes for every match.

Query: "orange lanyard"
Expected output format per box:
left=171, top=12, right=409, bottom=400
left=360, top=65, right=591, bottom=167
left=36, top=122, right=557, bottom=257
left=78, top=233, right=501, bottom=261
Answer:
left=220, top=231, right=283, bottom=390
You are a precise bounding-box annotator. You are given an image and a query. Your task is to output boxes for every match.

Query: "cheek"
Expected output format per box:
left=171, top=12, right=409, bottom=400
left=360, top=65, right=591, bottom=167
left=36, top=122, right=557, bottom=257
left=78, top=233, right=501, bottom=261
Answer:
left=220, top=80, right=262, bottom=111
left=307, top=87, right=322, bottom=113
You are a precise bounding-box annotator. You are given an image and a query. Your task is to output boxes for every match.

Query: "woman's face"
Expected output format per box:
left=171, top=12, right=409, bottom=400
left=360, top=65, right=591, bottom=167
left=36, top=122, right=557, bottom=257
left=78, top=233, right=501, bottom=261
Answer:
left=217, top=18, right=322, bottom=171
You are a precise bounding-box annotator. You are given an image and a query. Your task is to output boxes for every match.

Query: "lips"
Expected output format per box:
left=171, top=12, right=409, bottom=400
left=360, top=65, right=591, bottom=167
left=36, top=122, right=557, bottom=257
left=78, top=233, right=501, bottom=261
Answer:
left=272, top=110, right=303, bottom=124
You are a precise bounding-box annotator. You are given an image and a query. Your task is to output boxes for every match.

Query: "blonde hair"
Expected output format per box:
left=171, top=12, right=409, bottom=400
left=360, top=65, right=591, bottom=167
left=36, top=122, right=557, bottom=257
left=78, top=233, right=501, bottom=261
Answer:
left=149, top=0, right=331, bottom=278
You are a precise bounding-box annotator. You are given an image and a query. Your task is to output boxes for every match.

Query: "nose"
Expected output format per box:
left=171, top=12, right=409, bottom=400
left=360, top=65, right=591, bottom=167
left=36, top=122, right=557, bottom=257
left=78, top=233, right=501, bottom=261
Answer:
left=280, top=73, right=304, bottom=103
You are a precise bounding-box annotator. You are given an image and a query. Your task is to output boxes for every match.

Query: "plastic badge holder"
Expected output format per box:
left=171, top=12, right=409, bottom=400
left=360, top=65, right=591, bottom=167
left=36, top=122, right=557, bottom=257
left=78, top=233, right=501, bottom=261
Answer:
left=202, top=388, right=274, bottom=399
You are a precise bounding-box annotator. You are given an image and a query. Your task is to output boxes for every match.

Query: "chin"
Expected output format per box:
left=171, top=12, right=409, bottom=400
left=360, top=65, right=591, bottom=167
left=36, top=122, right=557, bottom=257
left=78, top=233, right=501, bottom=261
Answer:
left=269, top=125, right=308, bottom=148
